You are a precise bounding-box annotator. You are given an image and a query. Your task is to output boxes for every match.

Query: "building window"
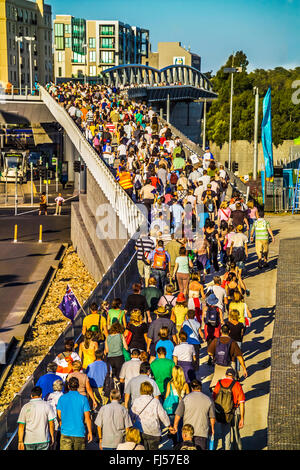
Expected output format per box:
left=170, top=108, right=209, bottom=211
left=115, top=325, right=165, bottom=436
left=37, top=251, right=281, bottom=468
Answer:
left=57, top=51, right=63, bottom=62
left=65, top=24, right=71, bottom=34
left=58, top=67, right=62, bottom=77
left=100, top=50, right=114, bottom=64
left=54, top=23, right=64, bottom=50
left=73, top=52, right=85, bottom=63
left=100, top=37, right=114, bottom=49
left=89, top=65, right=96, bottom=76
left=100, top=25, right=115, bottom=36
left=64, top=37, right=70, bottom=48
left=89, top=37, right=96, bottom=49
left=89, top=50, right=96, bottom=62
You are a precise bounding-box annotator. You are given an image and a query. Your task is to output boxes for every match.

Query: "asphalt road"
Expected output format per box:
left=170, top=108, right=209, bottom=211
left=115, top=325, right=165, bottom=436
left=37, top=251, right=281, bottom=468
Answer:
left=0, top=208, right=71, bottom=347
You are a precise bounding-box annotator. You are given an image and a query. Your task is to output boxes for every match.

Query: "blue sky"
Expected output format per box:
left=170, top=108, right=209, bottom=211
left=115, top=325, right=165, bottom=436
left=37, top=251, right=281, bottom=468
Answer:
left=50, top=0, right=300, bottom=73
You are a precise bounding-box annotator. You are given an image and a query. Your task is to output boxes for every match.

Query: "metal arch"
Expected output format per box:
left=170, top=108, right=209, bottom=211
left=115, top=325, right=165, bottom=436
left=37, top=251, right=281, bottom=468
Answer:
left=102, top=63, right=213, bottom=89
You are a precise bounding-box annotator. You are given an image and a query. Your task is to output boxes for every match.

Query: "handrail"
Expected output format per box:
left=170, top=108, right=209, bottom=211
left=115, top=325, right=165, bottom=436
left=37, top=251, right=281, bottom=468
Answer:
left=39, top=86, right=146, bottom=237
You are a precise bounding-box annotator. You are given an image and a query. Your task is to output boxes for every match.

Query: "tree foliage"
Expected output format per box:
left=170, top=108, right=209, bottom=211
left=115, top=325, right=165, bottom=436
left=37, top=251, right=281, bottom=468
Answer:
left=207, top=51, right=300, bottom=147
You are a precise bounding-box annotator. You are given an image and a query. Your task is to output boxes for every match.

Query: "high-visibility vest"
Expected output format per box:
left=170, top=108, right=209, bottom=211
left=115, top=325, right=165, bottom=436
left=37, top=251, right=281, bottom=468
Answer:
left=119, top=171, right=133, bottom=190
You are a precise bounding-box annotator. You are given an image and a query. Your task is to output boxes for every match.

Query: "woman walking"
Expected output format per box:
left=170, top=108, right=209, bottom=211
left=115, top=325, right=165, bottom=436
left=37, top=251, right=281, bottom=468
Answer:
left=104, top=322, right=128, bottom=380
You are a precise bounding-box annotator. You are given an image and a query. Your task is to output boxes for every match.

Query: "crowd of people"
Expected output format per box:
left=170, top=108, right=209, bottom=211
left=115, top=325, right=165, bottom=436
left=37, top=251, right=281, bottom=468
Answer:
left=17, top=82, right=275, bottom=451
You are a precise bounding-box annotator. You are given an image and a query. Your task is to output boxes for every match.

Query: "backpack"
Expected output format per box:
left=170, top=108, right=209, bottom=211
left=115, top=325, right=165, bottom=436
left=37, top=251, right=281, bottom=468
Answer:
left=214, top=379, right=236, bottom=424
left=134, top=178, right=142, bottom=190
left=162, top=295, right=176, bottom=317
left=152, top=249, right=167, bottom=270
left=170, top=172, right=178, bottom=185
left=103, top=363, right=116, bottom=398
left=206, top=198, right=214, bottom=213
left=205, top=306, right=219, bottom=327
left=214, top=338, right=233, bottom=367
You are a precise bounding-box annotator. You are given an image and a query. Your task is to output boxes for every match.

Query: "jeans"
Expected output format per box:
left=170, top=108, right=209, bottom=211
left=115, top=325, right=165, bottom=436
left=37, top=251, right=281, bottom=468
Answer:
left=141, top=433, right=161, bottom=450
left=193, top=435, right=207, bottom=450
left=25, top=442, right=49, bottom=450
left=151, top=268, right=167, bottom=292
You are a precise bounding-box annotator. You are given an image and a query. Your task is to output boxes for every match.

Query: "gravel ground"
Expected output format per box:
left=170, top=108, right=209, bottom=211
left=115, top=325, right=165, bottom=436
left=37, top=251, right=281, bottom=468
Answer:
left=0, top=246, right=96, bottom=412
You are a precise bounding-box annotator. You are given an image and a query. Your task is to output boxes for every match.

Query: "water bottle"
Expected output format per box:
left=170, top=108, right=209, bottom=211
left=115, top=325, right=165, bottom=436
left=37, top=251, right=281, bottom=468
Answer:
left=208, top=434, right=214, bottom=450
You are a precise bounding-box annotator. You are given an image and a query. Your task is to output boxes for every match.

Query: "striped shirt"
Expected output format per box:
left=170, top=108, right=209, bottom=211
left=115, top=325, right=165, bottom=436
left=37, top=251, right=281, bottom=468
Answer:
left=253, top=218, right=270, bottom=240
left=135, top=237, right=155, bottom=261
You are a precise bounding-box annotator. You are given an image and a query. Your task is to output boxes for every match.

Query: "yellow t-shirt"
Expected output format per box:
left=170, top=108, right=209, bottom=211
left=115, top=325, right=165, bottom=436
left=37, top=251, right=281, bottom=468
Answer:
left=229, top=302, right=246, bottom=324
left=82, top=313, right=106, bottom=332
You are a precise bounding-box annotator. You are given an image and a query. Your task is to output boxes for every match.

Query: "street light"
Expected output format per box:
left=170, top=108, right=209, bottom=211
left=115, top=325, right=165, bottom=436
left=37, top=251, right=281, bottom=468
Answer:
left=82, top=43, right=87, bottom=85
left=253, top=86, right=259, bottom=180
left=15, top=36, right=23, bottom=93
left=24, top=36, right=35, bottom=95
left=224, top=61, right=242, bottom=171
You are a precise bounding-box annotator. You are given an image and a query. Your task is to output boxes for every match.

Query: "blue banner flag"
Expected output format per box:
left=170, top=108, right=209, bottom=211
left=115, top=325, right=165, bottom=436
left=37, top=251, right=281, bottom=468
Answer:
left=261, top=87, right=274, bottom=181
left=58, top=285, right=81, bottom=322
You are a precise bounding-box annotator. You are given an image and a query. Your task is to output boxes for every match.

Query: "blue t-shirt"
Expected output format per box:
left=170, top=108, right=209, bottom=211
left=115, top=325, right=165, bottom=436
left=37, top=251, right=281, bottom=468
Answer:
left=86, top=361, right=110, bottom=388
left=57, top=391, right=90, bottom=438
left=182, top=319, right=201, bottom=345
left=36, top=373, right=63, bottom=399
left=155, top=340, right=174, bottom=361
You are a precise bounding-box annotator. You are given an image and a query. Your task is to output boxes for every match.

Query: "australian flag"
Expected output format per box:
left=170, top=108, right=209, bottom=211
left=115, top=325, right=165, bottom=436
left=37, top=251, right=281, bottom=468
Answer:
left=58, top=285, right=81, bottom=322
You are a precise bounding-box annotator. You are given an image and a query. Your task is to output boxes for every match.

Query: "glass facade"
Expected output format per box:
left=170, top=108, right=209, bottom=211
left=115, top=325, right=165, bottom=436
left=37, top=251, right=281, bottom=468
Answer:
left=71, top=17, right=86, bottom=55
left=100, top=50, right=114, bottom=64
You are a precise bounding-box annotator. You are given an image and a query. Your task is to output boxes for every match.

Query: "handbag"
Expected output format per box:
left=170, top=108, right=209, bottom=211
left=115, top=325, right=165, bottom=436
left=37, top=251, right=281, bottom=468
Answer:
left=103, top=363, right=115, bottom=398
left=123, top=346, right=131, bottom=362
left=163, top=383, right=179, bottom=415
left=124, top=328, right=133, bottom=346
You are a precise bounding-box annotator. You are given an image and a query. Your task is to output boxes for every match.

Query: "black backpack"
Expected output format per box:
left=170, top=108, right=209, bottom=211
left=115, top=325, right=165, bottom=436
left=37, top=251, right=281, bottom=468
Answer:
left=163, top=295, right=176, bottom=317
left=205, top=306, right=219, bottom=327
left=103, top=363, right=117, bottom=398
left=215, top=338, right=233, bottom=367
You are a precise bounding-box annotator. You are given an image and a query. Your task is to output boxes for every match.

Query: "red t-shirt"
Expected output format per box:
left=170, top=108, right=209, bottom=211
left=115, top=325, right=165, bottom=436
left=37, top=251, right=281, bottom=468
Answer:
left=213, top=378, right=245, bottom=407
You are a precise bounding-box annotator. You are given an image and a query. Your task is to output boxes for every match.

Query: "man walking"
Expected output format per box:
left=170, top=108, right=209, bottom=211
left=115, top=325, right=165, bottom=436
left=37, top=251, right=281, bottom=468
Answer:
left=250, top=209, right=275, bottom=269
left=150, top=346, right=175, bottom=397
left=17, top=386, right=55, bottom=451
left=212, top=368, right=245, bottom=450
left=172, top=379, right=216, bottom=450
left=95, top=389, right=132, bottom=450
left=57, top=377, right=93, bottom=451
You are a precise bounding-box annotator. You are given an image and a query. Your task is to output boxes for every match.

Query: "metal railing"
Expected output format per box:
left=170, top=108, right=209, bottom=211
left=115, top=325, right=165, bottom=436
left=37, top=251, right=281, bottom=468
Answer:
left=1, top=238, right=138, bottom=450
left=39, top=86, right=146, bottom=237
left=0, top=87, right=41, bottom=100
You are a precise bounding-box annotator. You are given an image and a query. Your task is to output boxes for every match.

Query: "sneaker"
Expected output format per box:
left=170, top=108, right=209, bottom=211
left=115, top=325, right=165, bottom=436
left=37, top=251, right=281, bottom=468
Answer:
left=258, top=259, right=264, bottom=269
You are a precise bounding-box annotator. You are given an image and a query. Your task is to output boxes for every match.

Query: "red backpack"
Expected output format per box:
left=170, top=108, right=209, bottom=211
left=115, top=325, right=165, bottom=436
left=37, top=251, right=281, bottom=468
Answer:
left=170, top=172, right=178, bottom=185
left=152, top=250, right=167, bottom=270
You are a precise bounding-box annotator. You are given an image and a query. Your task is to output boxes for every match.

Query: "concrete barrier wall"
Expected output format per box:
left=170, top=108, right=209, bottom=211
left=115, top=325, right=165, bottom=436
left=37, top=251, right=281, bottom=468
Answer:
left=71, top=169, right=130, bottom=282
left=209, top=140, right=295, bottom=176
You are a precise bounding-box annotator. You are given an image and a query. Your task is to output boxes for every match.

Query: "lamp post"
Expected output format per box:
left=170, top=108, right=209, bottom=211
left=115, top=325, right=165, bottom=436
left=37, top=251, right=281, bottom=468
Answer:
left=24, top=36, right=35, bottom=95
left=253, top=86, right=259, bottom=181
left=224, top=59, right=242, bottom=171
left=15, top=36, right=23, bottom=93
left=82, top=43, right=87, bottom=85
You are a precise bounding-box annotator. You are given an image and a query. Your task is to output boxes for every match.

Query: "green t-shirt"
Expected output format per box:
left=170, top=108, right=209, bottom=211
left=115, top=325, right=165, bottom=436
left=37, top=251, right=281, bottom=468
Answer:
left=108, top=308, right=125, bottom=324
left=150, top=358, right=175, bottom=395
left=173, top=157, right=185, bottom=170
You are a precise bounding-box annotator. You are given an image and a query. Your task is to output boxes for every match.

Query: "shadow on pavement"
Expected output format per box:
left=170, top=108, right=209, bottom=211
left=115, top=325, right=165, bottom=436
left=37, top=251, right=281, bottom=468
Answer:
left=242, top=427, right=268, bottom=450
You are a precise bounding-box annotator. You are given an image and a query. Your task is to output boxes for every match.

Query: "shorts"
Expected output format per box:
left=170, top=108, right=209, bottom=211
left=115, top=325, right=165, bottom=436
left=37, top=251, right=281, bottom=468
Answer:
left=255, top=239, right=269, bottom=258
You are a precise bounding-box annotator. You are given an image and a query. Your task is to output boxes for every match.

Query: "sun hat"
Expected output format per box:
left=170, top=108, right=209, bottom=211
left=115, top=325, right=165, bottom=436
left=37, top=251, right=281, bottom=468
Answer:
left=177, top=293, right=186, bottom=303
left=154, top=306, right=168, bottom=316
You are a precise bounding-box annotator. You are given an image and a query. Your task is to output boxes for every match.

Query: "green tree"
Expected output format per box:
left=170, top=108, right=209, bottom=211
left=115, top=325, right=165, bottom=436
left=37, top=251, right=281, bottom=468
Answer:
left=207, top=53, right=300, bottom=147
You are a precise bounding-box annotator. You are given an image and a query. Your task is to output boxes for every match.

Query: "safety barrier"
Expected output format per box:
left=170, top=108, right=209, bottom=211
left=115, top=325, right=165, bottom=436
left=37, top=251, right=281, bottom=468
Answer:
left=1, top=238, right=138, bottom=450
left=39, top=86, right=146, bottom=237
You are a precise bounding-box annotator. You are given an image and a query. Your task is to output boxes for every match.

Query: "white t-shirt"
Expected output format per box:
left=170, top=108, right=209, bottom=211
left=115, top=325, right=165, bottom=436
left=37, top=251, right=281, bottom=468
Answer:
left=230, top=232, right=248, bottom=248
left=173, top=342, right=195, bottom=362
left=208, top=285, right=226, bottom=311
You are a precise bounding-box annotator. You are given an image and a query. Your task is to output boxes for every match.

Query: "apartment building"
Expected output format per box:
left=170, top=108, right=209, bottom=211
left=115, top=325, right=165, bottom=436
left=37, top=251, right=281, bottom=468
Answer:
left=53, top=16, right=149, bottom=80
left=142, top=42, right=201, bottom=71
left=0, top=0, right=52, bottom=90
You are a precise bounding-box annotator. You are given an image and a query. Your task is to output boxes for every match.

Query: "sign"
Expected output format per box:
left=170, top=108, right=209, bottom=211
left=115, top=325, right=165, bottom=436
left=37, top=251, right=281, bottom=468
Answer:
left=173, top=57, right=185, bottom=66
